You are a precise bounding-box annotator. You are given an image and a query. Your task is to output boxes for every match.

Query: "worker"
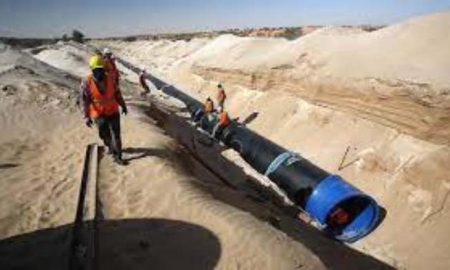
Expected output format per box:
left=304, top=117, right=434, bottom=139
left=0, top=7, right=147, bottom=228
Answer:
left=199, top=97, right=215, bottom=129
left=102, top=48, right=120, bottom=85
left=212, top=107, right=231, bottom=138
left=204, top=97, right=214, bottom=113
left=216, top=83, right=226, bottom=110
left=80, top=55, right=128, bottom=165
left=139, top=69, right=150, bottom=96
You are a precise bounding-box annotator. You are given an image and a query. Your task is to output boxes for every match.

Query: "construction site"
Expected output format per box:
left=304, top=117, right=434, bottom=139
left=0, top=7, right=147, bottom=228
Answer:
left=0, top=7, right=450, bottom=270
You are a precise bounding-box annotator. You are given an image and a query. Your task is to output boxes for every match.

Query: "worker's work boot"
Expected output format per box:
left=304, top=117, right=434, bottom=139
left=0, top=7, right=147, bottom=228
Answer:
left=114, top=155, right=128, bottom=166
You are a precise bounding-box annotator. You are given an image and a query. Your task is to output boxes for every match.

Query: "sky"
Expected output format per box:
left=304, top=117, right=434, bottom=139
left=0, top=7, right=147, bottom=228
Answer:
left=1, top=0, right=450, bottom=38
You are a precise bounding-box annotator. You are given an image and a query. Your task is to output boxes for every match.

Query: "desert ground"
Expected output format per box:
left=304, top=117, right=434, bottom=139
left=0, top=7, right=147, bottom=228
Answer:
left=1, top=11, right=449, bottom=270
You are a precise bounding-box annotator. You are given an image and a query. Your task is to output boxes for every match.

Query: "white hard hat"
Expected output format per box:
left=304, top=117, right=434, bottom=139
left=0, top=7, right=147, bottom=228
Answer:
left=103, top=47, right=111, bottom=55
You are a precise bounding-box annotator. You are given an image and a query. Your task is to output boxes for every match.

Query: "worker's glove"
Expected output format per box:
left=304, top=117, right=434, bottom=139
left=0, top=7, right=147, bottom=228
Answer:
left=85, top=118, right=93, bottom=128
left=122, top=106, right=128, bottom=115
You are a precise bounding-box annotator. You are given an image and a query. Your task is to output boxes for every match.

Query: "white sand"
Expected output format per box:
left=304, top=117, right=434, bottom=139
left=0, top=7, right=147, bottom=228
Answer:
left=91, top=11, right=450, bottom=269
left=3, top=43, right=375, bottom=269
left=34, top=42, right=91, bottom=77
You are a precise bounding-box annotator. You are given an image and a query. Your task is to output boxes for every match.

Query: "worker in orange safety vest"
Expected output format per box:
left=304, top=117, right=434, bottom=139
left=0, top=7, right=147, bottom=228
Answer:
left=80, top=55, right=128, bottom=165
left=212, top=107, right=231, bottom=138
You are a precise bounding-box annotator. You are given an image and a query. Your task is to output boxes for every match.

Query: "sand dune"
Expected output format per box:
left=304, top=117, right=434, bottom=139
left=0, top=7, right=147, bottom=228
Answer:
left=91, top=11, right=450, bottom=269
left=33, top=42, right=91, bottom=77
left=97, top=12, right=450, bottom=145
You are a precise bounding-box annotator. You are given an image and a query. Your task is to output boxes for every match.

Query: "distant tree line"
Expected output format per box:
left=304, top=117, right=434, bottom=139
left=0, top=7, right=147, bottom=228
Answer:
left=61, top=29, right=85, bottom=43
left=0, top=37, right=57, bottom=48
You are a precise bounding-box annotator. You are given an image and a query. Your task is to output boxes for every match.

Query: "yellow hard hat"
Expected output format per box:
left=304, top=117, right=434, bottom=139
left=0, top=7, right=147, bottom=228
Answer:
left=89, top=55, right=104, bottom=70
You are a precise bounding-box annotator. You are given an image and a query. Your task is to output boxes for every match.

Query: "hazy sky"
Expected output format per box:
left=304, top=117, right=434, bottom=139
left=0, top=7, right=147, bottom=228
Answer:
left=1, top=0, right=450, bottom=38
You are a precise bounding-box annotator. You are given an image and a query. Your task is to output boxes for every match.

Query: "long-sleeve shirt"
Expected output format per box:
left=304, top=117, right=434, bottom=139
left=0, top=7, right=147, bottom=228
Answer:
left=79, top=76, right=126, bottom=119
left=139, top=74, right=149, bottom=90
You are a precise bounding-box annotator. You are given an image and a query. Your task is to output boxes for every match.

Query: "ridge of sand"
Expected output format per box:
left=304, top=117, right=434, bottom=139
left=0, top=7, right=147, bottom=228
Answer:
left=89, top=11, right=450, bottom=269
left=188, top=11, right=450, bottom=88
left=93, top=12, right=450, bottom=144
left=33, top=42, right=91, bottom=77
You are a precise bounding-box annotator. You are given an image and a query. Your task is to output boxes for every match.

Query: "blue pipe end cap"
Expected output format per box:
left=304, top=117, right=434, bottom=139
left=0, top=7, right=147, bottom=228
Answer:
left=305, top=175, right=380, bottom=243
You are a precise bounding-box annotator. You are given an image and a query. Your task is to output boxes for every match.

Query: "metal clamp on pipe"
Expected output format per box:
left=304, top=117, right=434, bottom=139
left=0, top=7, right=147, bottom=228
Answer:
left=264, top=152, right=301, bottom=176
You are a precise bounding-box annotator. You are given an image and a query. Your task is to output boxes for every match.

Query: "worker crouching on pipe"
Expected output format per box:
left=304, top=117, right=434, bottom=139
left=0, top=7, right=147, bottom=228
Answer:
left=80, top=55, right=128, bottom=165
left=212, top=107, right=231, bottom=138
left=194, top=97, right=215, bottom=128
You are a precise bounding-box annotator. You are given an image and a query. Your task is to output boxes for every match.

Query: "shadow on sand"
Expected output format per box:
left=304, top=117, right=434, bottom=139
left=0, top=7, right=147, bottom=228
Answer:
left=0, top=218, right=221, bottom=270
left=133, top=100, right=395, bottom=270
left=122, top=147, right=169, bottom=162
left=0, top=163, right=19, bottom=169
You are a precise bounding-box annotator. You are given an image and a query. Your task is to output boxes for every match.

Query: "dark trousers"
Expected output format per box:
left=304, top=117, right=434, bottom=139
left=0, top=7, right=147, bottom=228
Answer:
left=95, top=113, right=122, bottom=158
left=218, top=100, right=225, bottom=109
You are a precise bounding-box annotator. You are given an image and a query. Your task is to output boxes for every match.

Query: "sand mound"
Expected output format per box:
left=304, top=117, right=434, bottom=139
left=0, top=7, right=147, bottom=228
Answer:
left=189, top=11, right=450, bottom=88
left=185, top=12, right=450, bottom=145
left=95, top=39, right=210, bottom=75
left=34, top=43, right=91, bottom=77
left=300, top=11, right=450, bottom=87
left=94, top=11, right=450, bottom=269
left=0, top=44, right=89, bottom=242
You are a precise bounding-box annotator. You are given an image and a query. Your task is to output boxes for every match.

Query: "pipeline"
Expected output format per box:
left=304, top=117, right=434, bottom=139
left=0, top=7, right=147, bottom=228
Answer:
left=117, top=58, right=381, bottom=243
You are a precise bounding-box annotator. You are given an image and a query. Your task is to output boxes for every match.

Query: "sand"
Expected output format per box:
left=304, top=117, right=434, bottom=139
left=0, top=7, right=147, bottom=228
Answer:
left=1, top=10, right=450, bottom=270
left=91, top=11, right=450, bottom=270
left=0, top=43, right=394, bottom=270
left=33, top=42, right=91, bottom=77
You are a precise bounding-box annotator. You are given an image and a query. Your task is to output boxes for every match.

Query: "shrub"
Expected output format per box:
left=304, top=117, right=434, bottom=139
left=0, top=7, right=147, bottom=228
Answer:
left=72, top=29, right=85, bottom=43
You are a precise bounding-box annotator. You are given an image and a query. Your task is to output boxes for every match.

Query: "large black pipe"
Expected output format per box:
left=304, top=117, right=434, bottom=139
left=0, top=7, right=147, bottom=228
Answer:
left=222, top=124, right=329, bottom=207
left=117, top=57, right=381, bottom=242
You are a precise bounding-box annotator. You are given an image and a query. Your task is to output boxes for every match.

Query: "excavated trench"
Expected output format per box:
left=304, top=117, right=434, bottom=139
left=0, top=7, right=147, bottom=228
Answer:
left=63, top=96, right=392, bottom=269
left=16, top=41, right=397, bottom=268
left=129, top=97, right=393, bottom=269
left=68, top=36, right=450, bottom=268
left=192, top=65, right=450, bottom=145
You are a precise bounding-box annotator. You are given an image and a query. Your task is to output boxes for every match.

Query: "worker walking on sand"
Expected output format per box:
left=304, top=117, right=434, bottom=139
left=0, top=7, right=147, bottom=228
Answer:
left=216, top=83, right=226, bottom=110
left=80, top=55, right=128, bottom=165
left=139, top=69, right=150, bottom=96
left=102, top=48, right=120, bottom=86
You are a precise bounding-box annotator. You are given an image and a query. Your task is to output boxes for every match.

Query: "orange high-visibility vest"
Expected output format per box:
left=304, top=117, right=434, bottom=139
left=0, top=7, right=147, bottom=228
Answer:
left=219, top=111, right=230, bottom=126
left=87, top=74, right=119, bottom=118
left=217, top=89, right=226, bottom=103
left=204, top=100, right=214, bottom=113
